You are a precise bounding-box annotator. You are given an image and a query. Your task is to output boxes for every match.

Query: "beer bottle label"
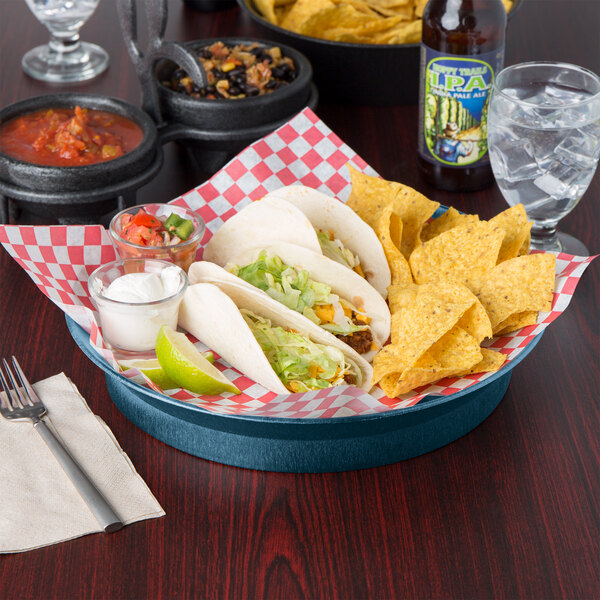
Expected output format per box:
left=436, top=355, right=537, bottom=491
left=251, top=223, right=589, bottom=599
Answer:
left=418, top=45, right=504, bottom=168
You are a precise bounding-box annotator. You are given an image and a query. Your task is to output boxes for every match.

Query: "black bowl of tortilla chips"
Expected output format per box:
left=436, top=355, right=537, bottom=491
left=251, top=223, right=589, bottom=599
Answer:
left=238, top=0, right=522, bottom=106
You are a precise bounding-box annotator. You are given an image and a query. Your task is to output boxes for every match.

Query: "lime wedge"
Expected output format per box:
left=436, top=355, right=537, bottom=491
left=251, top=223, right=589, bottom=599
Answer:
left=202, top=351, right=215, bottom=364
left=121, top=351, right=215, bottom=390
left=155, top=325, right=241, bottom=396
left=119, top=358, right=179, bottom=390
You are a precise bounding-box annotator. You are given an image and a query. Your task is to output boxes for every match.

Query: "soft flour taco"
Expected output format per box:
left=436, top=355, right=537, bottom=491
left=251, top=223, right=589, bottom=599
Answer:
left=261, top=185, right=391, bottom=296
left=188, top=243, right=391, bottom=361
left=178, top=282, right=373, bottom=394
left=202, top=186, right=391, bottom=297
left=203, top=196, right=322, bottom=266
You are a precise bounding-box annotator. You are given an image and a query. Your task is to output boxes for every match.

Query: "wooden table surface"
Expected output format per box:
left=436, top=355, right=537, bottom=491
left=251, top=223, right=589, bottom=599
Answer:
left=1, top=1, right=599, bottom=598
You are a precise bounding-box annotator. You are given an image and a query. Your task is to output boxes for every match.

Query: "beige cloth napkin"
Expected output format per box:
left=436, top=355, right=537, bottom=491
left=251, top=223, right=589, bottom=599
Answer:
left=0, top=373, right=165, bottom=553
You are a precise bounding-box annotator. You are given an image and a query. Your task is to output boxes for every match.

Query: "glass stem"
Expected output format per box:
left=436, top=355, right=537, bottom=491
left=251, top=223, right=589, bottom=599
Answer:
left=48, top=33, right=81, bottom=55
left=530, top=223, right=560, bottom=251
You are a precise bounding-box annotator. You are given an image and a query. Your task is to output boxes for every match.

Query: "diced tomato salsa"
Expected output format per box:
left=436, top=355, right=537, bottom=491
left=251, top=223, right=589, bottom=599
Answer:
left=120, top=209, right=194, bottom=247
left=120, top=211, right=165, bottom=246
left=111, top=207, right=201, bottom=272
left=0, top=106, right=143, bottom=166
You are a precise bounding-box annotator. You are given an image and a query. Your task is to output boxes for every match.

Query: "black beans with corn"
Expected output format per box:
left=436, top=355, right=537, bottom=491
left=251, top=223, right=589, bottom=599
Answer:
left=163, top=41, right=297, bottom=100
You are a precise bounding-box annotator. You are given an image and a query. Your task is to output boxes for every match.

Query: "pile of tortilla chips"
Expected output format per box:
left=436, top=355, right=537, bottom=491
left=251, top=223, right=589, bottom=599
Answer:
left=346, top=167, right=555, bottom=398
left=253, top=0, right=513, bottom=45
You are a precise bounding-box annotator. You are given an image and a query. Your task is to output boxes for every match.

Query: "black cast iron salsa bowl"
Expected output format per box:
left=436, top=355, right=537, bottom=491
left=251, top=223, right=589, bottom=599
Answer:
left=0, top=93, right=159, bottom=193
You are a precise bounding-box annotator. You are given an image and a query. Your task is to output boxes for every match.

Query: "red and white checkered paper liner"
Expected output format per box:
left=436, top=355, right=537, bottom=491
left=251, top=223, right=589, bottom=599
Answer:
left=0, top=108, right=596, bottom=418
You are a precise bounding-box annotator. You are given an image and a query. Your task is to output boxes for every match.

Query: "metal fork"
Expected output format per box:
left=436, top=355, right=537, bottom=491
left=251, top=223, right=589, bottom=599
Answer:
left=0, top=356, right=123, bottom=533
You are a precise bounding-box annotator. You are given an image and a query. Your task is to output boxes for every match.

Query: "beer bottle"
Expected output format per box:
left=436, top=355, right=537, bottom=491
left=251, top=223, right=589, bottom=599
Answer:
left=417, top=0, right=507, bottom=191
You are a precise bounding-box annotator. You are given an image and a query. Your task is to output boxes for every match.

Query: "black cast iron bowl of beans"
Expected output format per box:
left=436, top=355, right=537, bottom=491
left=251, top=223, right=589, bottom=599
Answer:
left=155, top=38, right=317, bottom=133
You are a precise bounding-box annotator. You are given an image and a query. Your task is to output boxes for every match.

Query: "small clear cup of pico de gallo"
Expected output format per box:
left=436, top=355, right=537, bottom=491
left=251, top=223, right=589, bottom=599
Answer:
left=109, top=204, right=205, bottom=272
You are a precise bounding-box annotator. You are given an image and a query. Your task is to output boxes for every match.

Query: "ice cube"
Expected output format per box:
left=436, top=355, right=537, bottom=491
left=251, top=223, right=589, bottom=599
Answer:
left=490, top=139, right=543, bottom=183
left=528, top=130, right=569, bottom=170
left=543, top=84, right=586, bottom=105
left=534, top=172, right=569, bottom=198
left=514, top=103, right=566, bottom=129
left=556, top=108, right=590, bottom=127
left=527, top=87, right=557, bottom=106
left=583, top=120, right=600, bottom=140
left=556, top=127, right=600, bottom=168
left=503, top=86, right=529, bottom=101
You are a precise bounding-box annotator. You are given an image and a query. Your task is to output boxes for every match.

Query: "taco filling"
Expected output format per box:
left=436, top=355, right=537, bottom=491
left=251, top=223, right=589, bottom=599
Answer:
left=229, top=252, right=375, bottom=355
left=241, top=310, right=358, bottom=392
left=316, top=230, right=365, bottom=278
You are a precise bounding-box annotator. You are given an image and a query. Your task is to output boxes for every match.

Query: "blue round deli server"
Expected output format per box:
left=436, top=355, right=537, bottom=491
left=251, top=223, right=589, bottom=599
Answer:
left=67, top=315, right=541, bottom=473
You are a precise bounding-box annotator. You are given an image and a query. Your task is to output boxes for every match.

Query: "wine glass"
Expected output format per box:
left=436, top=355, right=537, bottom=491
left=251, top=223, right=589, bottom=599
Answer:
left=22, top=0, right=109, bottom=83
left=487, top=61, right=600, bottom=255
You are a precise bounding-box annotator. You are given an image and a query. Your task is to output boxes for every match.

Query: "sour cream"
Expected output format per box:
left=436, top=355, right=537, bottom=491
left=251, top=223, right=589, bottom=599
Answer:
left=89, top=260, right=188, bottom=353
left=104, top=267, right=182, bottom=303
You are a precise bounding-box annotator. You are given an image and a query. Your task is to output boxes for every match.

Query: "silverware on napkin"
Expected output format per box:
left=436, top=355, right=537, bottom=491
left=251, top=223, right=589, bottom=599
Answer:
left=0, top=356, right=123, bottom=533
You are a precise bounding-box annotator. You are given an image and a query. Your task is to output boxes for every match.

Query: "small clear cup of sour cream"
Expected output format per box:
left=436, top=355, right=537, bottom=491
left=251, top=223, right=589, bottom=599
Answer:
left=88, top=258, right=188, bottom=353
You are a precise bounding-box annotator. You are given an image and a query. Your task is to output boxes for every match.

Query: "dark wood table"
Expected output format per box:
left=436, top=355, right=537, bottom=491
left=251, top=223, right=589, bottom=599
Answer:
left=1, top=1, right=598, bottom=598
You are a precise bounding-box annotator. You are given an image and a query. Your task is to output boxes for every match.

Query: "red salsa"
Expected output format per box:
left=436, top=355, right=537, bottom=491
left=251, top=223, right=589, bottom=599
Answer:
left=111, top=207, right=201, bottom=272
left=0, top=106, right=143, bottom=167
left=120, top=209, right=195, bottom=246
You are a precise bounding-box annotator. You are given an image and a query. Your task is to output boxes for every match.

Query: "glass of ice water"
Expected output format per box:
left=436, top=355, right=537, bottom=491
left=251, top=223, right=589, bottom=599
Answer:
left=488, top=62, right=600, bottom=255
left=22, top=0, right=108, bottom=83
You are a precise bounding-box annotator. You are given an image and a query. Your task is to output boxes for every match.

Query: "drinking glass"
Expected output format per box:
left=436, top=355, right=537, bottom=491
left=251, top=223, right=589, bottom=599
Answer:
left=22, top=0, right=109, bottom=83
left=487, top=61, right=600, bottom=255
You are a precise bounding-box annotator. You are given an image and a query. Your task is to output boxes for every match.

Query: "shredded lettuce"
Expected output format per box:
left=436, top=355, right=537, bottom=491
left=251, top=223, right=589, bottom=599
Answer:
left=316, top=230, right=360, bottom=270
left=230, top=251, right=368, bottom=336
left=241, top=310, right=357, bottom=392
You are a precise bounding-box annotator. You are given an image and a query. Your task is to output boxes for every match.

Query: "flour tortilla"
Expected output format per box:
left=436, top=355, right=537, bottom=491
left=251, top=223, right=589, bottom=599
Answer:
left=189, top=242, right=391, bottom=361
left=178, top=282, right=373, bottom=394
left=262, top=185, right=391, bottom=297
left=202, top=197, right=321, bottom=265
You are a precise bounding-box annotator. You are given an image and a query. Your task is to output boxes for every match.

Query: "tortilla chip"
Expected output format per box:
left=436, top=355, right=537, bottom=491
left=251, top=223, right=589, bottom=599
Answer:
left=371, top=5, right=413, bottom=18
left=456, top=299, right=493, bottom=343
left=518, top=228, right=531, bottom=256
left=301, top=5, right=411, bottom=41
left=301, top=5, right=376, bottom=37
left=393, top=185, right=440, bottom=258
left=493, top=310, right=539, bottom=336
left=422, top=325, right=482, bottom=372
left=372, top=342, right=408, bottom=385
left=375, top=206, right=413, bottom=286
left=380, top=19, right=422, bottom=43
left=274, top=4, right=294, bottom=22
left=414, top=0, right=428, bottom=17
left=254, top=0, right=278, bottom=23
left=489, top=204, right=532, bottom=263
left=322, top=31, right=371, bottom=43
left=347, top=167, right=438, bottom=259
left=360, top=13, right=408, bottom=34
left=409, top=221, right=504, bottom=288
left=374, top=280, right=478, bottom=377
left=455, top=348, right=506, bottom=376
left=377, top=326, right=482, bottom=396
left=281, top=0, right=335, bottom=32
left=387, top=282, right=418, bottom=315
left=346, top=165, right=402, bottom=229
left=366, top=0, right=412, bottom=8
left=420, top=207, right=480, bottom=243
left=473, top=253, right=556, bottom=331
